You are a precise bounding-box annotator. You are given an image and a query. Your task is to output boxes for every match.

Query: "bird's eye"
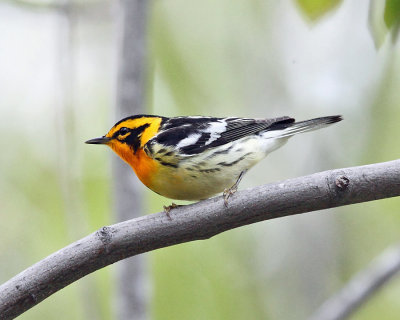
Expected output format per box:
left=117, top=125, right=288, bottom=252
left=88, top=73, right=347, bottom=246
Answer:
left=119, top=127, right=130, bottom=135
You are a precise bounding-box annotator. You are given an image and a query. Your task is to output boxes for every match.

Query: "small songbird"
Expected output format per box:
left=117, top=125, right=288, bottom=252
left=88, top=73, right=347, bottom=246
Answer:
left=86, top=114, right=342, bottom=205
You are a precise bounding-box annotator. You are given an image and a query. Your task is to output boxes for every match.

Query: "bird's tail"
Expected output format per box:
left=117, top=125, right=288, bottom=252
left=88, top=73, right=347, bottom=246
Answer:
left=267, top=115, right=343, bottom=138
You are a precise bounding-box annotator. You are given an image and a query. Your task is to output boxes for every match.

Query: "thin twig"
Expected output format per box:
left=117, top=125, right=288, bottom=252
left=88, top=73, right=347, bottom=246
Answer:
left=0, top=159, right=399, bottom=320
left=309, top=242, right=400, bottom=320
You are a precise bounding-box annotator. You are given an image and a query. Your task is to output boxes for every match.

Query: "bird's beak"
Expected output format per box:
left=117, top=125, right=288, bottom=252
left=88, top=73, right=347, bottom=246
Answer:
left=85, top=136, right=111, bottom=145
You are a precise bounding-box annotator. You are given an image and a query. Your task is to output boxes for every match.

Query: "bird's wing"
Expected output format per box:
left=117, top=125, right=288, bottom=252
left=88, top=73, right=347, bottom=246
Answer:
left=145, top=116, right=294, bottom=158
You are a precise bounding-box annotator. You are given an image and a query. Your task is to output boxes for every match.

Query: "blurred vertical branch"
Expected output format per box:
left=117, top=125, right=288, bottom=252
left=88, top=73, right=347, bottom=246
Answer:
left=113, top=0, right=149, bottom=319
left=56, top=0, right=82, bottom=245
left=55, top=1, right=102, bottom=319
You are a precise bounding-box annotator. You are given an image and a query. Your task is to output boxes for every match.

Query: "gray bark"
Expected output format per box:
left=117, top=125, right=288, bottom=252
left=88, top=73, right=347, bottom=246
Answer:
left=0, top=159, right=399, bottom=320
left=113, top=0, right=149, bottom=320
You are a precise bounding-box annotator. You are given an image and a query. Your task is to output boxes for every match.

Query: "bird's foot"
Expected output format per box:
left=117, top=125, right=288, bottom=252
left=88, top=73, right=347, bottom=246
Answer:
left=223, top=186, right=238, bottom=207
left=163, top=203, right=180, bottom=219
left=223, top=170, right=247, bottom=207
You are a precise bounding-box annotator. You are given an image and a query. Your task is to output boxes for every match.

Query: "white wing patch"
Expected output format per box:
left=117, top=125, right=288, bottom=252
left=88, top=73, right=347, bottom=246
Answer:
left=177, top=133, right=202, bottom=149
left=202, top=120, right=227, bottom=145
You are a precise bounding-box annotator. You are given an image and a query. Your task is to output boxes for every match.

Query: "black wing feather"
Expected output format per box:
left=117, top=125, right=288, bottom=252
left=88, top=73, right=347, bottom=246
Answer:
left=148, top=116, right=294, bottom=155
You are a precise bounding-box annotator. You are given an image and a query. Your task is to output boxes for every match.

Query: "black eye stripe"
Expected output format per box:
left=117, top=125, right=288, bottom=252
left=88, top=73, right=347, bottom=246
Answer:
left=113, top=123, right=150, bottom=153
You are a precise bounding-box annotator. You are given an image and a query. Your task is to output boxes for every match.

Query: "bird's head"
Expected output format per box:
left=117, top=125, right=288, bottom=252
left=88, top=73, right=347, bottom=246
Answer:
left=85, top=115, right=163, bottom=163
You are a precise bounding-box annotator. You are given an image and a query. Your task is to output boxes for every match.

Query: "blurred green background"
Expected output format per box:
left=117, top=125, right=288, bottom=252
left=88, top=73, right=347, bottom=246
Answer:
left=1, top=0, right=400, bottom=319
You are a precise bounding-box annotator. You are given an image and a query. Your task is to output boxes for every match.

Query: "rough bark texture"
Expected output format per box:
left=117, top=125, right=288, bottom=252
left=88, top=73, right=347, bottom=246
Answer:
left=0, top=159, right=399, bottom=320
left=113, top=0, right=148, bottom=319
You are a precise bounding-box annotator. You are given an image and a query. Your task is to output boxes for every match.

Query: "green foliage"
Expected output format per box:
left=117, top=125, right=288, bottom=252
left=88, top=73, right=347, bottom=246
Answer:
left=384, top=0, right=400, bottom=42
left=384, top=0, right=400, bottom=29
left=295, top=0, right=343, bottom=21
left=370, top=0, right=400, bottom=47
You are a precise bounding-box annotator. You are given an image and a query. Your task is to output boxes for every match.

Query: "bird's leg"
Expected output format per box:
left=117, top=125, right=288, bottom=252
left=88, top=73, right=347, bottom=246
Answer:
left=163, top=202, right=180, bottom=219
left=223, top=170, right=247, bottom=207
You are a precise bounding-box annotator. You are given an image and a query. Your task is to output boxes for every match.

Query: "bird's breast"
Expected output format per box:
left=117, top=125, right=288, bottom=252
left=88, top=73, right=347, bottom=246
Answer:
left=129, top=149, right=159, bottom=187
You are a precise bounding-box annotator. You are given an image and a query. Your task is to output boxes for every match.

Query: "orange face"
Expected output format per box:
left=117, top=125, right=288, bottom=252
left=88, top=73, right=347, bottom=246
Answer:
left=85, top=115, right=163, bottom=188
left=104, top=116, right=162, bottom=147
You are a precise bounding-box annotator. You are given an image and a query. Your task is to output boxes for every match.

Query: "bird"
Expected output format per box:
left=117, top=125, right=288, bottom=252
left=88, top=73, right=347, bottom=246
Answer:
left=86, top=114, right=342, bottom=208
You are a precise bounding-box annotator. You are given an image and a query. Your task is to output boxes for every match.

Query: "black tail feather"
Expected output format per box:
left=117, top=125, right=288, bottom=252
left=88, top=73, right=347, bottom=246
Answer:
left=268, top=115, right=343, bottom=137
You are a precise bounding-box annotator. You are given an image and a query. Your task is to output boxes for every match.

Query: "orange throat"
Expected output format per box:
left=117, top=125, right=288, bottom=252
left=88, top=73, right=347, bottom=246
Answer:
left=108, top=142, right=157, bottom=187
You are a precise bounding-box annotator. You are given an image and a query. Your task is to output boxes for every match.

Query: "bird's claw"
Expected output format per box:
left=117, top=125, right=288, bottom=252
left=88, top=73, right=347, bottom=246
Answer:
left=223, top=186, right=238, bottom=207
left=163, top=203, right=179, bottom=219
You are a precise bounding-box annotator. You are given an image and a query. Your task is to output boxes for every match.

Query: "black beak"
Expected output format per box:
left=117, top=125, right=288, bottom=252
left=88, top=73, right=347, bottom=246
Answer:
left=85, top=136, right=111, bottom=145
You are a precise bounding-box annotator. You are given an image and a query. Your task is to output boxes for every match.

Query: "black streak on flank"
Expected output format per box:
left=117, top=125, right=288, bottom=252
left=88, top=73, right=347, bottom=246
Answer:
left=199, top=168, right=221, bottom=173
left=206, top=144, right=235, bottom=159
left=217, top=154, right=249, bottom=167
left=160, top=161, right=178, bottom=168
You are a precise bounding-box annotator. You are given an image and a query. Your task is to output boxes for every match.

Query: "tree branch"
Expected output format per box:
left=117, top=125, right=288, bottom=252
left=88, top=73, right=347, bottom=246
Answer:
left=0, top=159, right=399, bottom=319
left=308, top=242, right=400, bottom=320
